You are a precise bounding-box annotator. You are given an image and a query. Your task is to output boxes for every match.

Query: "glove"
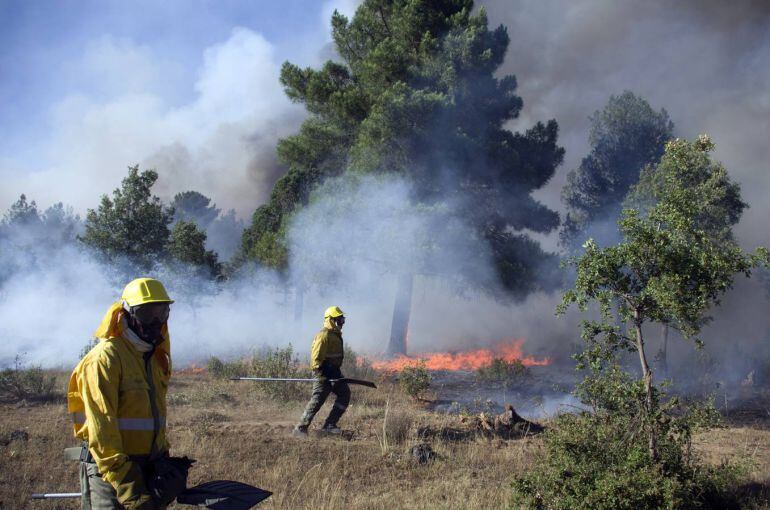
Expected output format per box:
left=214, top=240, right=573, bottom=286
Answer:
left=148, top=456, right=195, bottom=505
left=114, top=462, right=157, bottom=510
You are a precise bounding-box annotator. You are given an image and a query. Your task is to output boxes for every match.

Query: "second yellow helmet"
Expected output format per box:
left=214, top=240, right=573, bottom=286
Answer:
left=324, top=306, right=344, bottom=319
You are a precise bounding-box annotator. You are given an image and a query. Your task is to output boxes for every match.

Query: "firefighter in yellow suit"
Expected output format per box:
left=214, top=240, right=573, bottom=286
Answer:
left=68, top=278, right=176, bottom=510
left=293, top=306, right=350, bottom=436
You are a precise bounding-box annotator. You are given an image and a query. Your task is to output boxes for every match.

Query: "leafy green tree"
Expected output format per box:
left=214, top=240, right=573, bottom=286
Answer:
left=80, top=165, right=174, bottom=270
left=41, top=203, right=81, bottom=246
left=168, top=220, right=221, bottom=278
left=171, top=191, right=220, bottom=230
left=624, top=136, right=747, bottom=375
left=243, top=0, right=564, bottom=353
left=2, top=194, right=41, bottom=228
left=560, top=136, right=768, bottom=460
left=561, top=91, right=674, bottom=250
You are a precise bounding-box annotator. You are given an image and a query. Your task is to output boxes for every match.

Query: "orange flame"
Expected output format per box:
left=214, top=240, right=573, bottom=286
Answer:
left=176, top=363, right=206, bottom=374
left=369, top=338, right=550, bottom=372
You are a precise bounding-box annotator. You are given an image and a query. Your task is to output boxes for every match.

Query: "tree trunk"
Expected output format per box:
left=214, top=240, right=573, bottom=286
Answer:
left=634, top=309, right=658, bottom=461
left=386, top=273, right=413, bottom=356
left=294, top=284, right=304, bottom=322
left=659, top=323, right=669, bottom=378
left=293, top=271, right=304, bottom=322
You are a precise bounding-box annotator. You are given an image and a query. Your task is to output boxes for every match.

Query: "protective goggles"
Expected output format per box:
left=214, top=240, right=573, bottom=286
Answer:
left=131, top=302, right=171, bottom=324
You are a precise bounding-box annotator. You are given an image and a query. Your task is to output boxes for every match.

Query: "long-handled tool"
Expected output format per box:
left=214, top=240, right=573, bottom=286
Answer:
left=32, top=480, right=271, bottom=509
left=230, top=376, right=377, bottom=388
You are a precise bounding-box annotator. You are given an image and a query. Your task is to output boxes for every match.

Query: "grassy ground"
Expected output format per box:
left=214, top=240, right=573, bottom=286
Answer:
left=1, top=371, right=768, bottom=509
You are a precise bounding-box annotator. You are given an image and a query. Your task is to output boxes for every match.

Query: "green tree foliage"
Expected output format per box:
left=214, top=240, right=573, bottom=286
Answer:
left=1, top=195, right=80, bottom=244
left=561, top=91, right=674, bottom=250
left=512, top=136, right=765, bottom=509
left=0, top=196, right=81, bottom=284
left=2, top=194, right=41, bottom=227
left=172, top=191, right=220, bottom=229
left=560, top=135, right=768, bottom=460
left=242, top=0, right=564, bottom=296
left=168, top=220, right=221, bottom=278
left=80, top=165, right=174, bottom=269
left=41, top=203, right=81, bottom=245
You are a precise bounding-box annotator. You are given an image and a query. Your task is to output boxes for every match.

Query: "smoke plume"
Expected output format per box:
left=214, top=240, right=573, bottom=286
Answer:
left=0, top=1, right=768, bottom=390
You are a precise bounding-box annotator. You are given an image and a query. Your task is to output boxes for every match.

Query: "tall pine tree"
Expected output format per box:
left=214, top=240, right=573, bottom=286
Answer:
left=242, top=0, right=564, bottom=354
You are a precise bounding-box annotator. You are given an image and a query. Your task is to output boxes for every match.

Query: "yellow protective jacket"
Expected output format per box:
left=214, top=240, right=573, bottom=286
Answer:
left=67, top=302, right=171, bottom=489
left=310, top=317, right=344, bottom=370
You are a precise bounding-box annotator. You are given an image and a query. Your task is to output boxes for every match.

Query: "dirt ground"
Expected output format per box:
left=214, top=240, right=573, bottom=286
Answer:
left=1, top=372, right=768, bottom=509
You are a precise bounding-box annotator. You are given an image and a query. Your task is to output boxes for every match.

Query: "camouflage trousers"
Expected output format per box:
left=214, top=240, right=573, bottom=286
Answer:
left=298, top=376, right=350, bottom=428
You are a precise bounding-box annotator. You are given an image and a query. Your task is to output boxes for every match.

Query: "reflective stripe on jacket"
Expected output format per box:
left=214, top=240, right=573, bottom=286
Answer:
left=67, top=302, right=171, bottom=488
left=310, top=317, right=344, bottom=370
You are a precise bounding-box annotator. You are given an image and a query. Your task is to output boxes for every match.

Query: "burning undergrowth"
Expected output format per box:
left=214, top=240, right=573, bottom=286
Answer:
left=367, top=338, right=550, bottom=372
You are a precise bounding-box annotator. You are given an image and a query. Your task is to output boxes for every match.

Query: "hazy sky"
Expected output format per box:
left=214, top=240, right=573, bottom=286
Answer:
left=0, top=1, right=768, bottom=373
left=0, top=0, right=356, bottom=215
left=1, top=0, right=769, bottom=251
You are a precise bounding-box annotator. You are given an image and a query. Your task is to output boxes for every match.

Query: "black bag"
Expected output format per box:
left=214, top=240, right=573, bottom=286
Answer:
left=148, top=456, right=195, bottom=505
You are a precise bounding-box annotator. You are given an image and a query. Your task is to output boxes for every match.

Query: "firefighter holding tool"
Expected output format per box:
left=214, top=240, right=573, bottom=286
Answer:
left=293, top=306, right=350, bottom=436
left=67, top=278, right=191, bottom=509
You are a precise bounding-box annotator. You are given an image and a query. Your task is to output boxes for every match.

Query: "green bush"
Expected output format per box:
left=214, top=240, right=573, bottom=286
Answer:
left=0, top=355, right=57, bottom=403
left=476, top=358, right=529, bottom=387
left=510, top=369, right=740, bottom=510
left=208, top=345, right=310, bottom=401
left=399, top=361, right=431, bottom=399
left=342, top=345, right=377, bottom=380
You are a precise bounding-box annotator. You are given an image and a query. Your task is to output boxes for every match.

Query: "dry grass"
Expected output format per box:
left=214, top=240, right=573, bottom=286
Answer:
left=1, top=371, right=767, bottom=509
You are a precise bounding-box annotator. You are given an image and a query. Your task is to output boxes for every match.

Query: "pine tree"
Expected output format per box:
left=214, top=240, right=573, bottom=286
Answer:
left=242, top=0, right=564, bottom=353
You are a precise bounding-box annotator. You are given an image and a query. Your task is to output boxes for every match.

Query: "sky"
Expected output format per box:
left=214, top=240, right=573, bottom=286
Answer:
left=0, top=0, right=356, bottom=216
left=0, top=1, right=768, bottom=378
left=1, top=0, right=769, bottom=252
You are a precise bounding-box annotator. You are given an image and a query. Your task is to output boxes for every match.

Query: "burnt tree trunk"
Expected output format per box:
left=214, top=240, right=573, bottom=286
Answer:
left=386, top=273, right=413, bottom=356
left=634, top=309, right=658, bottom=461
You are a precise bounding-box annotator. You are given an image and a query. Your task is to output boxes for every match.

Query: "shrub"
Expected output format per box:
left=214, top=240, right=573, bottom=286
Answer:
left=476, top=358, right=529, bottom=387
left=510, top=369, right=740, bottom=510
left=399, top=361, right=431, bottom=399
left=342, top=345, right=377, bottom=380
left=0, top=355, right=57, bottom=403
left=209, top=345, right=310, bottom=401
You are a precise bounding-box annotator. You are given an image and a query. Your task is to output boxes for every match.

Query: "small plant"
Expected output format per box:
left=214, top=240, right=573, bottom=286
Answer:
left=399, top=361, right=431, bottom=399
left=342, top=345, right=376, bottom=381
left=247, top=345, right=310, bottom=401
left=206, top=356, right=230, bottom=378
left=476, top=358, right=529, bottom=387
left=0, top=355, right=57, bottom=403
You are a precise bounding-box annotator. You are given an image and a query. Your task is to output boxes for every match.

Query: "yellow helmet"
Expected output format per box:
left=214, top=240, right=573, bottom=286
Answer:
left=121, top=278, right=174, bottom=307
left=324, top=306, right=344, bottom=319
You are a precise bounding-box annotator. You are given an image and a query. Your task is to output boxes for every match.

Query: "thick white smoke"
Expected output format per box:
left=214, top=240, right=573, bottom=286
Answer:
left=1, top=0, right=768, bottom=388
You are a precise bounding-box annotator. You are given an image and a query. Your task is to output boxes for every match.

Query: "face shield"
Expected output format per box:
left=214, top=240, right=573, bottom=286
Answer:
left=127, top=302, right=171, bottom=344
